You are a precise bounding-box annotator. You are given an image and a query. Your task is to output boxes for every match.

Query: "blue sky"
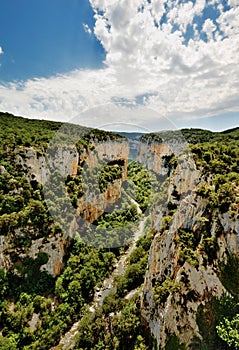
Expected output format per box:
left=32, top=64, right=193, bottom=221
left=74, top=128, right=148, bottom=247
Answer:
left=0, top=0, right=238, bottom=132
left=0, top=0, right=105, bottom=81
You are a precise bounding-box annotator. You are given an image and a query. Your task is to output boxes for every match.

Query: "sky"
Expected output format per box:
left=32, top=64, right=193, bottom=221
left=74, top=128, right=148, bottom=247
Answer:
left=0, top=0, right=238, bottom=132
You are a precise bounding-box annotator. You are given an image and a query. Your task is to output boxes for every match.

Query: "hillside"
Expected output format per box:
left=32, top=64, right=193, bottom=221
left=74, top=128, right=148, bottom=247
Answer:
left=0, top=112, right=238, bottom=350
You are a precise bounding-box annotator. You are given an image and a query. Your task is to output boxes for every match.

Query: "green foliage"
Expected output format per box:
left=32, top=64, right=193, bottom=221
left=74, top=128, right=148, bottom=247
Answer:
left=1, top=112, right=238, bottom=349
left=75, top=296, right=152, bottom=350
left=81, top=201, right=140, bottom=248
left=193, top=136, right=239, bottom=215
left=55, top=239, right=115, bottom=307
left=200, top=235, right=218, bottom=264
left=196, top=294, right=239, bottom=350
left=65, top=172, right=84, bottom=207
left=115, top=255, right=148, bottom=297
left=0, top=112, right=62, bottom=151
left=133, top=335, right=148, bottom=350
left=140, top=129, right=188, bottom=144
left=74, top=223, right=154, bottom=349
left=165, top=334, right=186, bottom=350
left=217, top=314, right=239, bottom=349
left=127, top=161, right=155, bottom=211
left=162, top=154, right=178, bottom=173
left=99, top=163, right=123, bottom=192
left=175, top=228, right=199, bottom=268
left=219, top=254, right=239, bottom=297
left=140, top=133, right=163, bottom=144
left=154, top=277, right=181, bottom=305
left=115, top=229, right=153, bottom=297
left=0, top=336, right=18, bottom=350
left=7, top=253, right=55, bottom=297
left=0, top=269, right=8, bottom=302
left=79, top=128, right=126, bottom=143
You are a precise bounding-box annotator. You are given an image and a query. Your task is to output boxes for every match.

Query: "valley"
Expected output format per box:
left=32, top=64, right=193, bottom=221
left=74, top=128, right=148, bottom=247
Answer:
left=0, top=112, right=238, bottom=349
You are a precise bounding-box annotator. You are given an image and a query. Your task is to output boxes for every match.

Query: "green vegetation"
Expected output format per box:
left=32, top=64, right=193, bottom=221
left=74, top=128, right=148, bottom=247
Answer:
left=140, top=133, right=163, bottom=144
left=0, top=112, right=136, bottom=348
left=219, top=254, right=239, bottom=298
left=153, top=277, right=181, bottom=305
left=75, top=295, right=152, bottom=350
left=196, top=294, right=239, bottom=350
left=164, top=334, right=186, bottom=350
left=126, top=161, right=156, bottom=211
left=0, top=113, right=238, bottom=349
left=141, top=127, right=239, bottom=146
left=74, top=220, right=154, bottom=350
left=192, top=131, right=239, bottom=214
left=0, top=112, right=62, bottom=150
left=217, top=314, right=239, bottom=349
left=0, top=239, right=117, bottom=350
left=99, top=162, right=123, bottom=192
left=80, top=201, right=139, bottom=248
left=115, top=230, right=153, bottom=297
left=175, top=228, right=200, bottom=268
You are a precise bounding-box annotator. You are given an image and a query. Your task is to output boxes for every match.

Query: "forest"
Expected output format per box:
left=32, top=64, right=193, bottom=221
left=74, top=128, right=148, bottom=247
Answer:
left=0, top=111, right=238, bottom=349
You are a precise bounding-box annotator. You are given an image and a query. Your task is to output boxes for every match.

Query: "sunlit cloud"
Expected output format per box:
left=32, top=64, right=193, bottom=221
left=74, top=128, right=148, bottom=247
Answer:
left=0, top=0, right=238, bottom=130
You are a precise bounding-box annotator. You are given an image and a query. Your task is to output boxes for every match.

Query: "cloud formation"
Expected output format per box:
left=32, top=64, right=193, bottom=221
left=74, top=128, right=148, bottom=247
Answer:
left=0, top=0, right=238, bottom=130
left=83, top=23, right=92, bottom=35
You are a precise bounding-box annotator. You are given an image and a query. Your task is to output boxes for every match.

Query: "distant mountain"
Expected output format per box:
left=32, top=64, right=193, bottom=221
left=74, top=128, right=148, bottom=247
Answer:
left=116, top=131, right=146, bottom=140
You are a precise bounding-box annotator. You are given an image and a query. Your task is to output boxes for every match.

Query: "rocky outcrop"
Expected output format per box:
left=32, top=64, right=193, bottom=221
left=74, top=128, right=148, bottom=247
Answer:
left=77, top=179, right=123, bottom=223
left=137, top=142, right=172, bottom=176
left=15, top=146, right=79, bottom=184
left=83, top=140, right=129, bottom=181
left=141, top=152, right=239, bottom=348
left=1, top=139, right=129, bottom=277
left=27, top=234, right=67, bottom=276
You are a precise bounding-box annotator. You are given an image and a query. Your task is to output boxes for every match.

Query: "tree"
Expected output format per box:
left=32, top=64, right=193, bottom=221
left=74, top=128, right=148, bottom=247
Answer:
left=0, top=336, right=18, bottom=350
left=217, top=314, right=239, bottom=349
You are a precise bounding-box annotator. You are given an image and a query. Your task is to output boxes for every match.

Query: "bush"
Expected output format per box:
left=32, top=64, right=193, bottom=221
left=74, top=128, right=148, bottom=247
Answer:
left=154, top=277, right=180, bottom=305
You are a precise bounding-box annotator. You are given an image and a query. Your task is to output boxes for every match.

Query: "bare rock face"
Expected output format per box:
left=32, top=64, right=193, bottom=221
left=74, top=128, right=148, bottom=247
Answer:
left=77, top=179, right=123, bottom=224
left=1, top=139, right=129, bottom=277
left=84, top=140, right=129, bottom=181
left=142, top=193, right=227, bottom=347
left=141, top=152, right=239, bottom=348
left=28, top=234, right=67, bottom=276
left=15, top=146, right=79, bottom=184
left=138, top=142, right=172, bottom=176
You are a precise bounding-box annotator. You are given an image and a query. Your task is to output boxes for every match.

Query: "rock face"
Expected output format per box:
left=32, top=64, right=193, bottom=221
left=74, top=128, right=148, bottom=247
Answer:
left=83, top=140, right=128, bottom=181
left=138, top=142, right=173, bottom=176
left=140, top=140, right=239, bottom=348
left=2, top=132, right=238, bottom=347
left=142, top=194, right=226, bottom=347
left=1, top=138, right=129, bottom=276
left=77, top=179, right=123, bottom=224
left=15, top=146, right=79, bottom=184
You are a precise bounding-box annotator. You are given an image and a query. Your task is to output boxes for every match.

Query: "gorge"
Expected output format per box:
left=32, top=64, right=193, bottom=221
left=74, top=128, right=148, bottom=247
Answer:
left=0, top=112, right=238, bottom=350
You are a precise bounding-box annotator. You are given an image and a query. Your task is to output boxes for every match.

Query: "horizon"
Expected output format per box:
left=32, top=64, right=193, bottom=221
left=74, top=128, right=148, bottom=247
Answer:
left=1, top=110, right=238, bottom=134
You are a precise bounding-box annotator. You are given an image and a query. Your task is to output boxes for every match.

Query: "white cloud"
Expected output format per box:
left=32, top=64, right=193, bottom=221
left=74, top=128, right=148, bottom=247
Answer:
left=202, top=18, right=217, bottom=40
left=0, top=46, right=3, bottom=55
left=228, top=0, right=239, bottom=7
left=83, top=23, right=92, bottom=35
left=217, top=5, right=239, bottom=36
left=0, top=0, right=239, bottom=130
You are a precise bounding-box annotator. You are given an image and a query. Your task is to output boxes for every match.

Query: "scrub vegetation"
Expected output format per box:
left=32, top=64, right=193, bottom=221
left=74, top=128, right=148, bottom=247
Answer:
left=0, top=112, right=238, bottom=349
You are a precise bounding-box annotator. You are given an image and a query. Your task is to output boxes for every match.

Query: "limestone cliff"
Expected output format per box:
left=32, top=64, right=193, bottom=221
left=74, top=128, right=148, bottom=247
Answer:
left=140, top=138, right=239, bottom=348
left=0, top=138, right=129, bottom=276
